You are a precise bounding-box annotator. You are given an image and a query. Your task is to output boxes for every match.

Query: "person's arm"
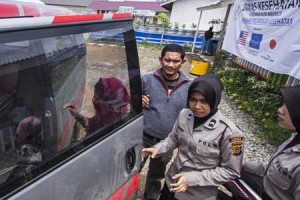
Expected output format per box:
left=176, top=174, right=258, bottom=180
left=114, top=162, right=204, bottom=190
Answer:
left=142, top=114, right=181, bottom=160
left=154, top=118, right=180, bottom=155
left=243, top=160, right=267, bottom=177
left=293, top=167, right=300, bottom=199
left=182, top=131, right=245, bottom=187
left=64, top=104, right=88, bottom=128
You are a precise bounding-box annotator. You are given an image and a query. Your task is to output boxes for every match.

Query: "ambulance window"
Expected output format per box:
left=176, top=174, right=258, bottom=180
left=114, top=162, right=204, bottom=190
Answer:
left=57, top=29, right=134, bottom=148
left=0, top=40, right=48, bottom=190
left=0, top=21, right=141, bottom=197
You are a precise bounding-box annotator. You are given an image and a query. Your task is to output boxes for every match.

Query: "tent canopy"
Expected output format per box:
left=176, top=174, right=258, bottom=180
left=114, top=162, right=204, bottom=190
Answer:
left=196, top=0, right=234, bottom=11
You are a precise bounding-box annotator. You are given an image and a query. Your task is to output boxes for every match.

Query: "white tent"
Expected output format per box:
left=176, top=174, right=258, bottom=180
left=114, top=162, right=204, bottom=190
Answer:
left=192, top=0, right=234, bottom=52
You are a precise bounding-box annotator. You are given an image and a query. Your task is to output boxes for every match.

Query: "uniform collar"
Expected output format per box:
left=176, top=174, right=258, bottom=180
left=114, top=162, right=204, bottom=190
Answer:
left=280, top=133, right=300, bottom=153
left=186, top=109, right=221, bottom=130
left=203, top=110, right=221, bottom=130
left=288, top=133, right=300, bottom=152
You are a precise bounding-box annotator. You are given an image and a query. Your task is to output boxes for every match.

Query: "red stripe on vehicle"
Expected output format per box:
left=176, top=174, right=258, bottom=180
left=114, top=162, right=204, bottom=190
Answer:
left=108, top=172, right=139, bottom=200
left=56, top=82, right=85, bottom=151
left=52, top=14, right=104, bottom=24
left=112, top=13, right=132, bottom=19
left=124, top=173, right=139, bottom=199
left=109, top=184, right=125, bottom=200
left=56, top=114, right=75, bottom=151
left=0, top=2, right=19, bottom=17
left=23, top=4, right=40, bottom=17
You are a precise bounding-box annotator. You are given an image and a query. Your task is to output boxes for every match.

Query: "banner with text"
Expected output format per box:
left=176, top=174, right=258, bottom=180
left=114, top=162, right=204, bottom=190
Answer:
left=222, top=0, right=300, bottom=79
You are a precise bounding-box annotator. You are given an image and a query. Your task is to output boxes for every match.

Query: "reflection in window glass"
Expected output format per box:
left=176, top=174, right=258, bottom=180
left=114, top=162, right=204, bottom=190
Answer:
left=0, top=27, right=134, bottom=196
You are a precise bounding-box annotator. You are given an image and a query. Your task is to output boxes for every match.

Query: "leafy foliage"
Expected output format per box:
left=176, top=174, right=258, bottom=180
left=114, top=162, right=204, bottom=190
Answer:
left=213, top=66, right=291, bottom=145
left=156, top=13, right=171, bottom=29
left=213, top=50, right=227, bottom=68
left=191, top=23, right=197, bottom=29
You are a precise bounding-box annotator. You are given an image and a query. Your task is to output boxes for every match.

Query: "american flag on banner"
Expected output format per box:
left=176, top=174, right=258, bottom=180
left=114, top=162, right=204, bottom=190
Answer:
left=237, top=31, right=249, bottom=45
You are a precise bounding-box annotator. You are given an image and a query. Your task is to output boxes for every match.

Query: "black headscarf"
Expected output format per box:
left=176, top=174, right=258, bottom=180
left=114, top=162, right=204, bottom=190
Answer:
left=280, top=84, right=300, bottom=133
left=187, top=74, right=223, bottom=127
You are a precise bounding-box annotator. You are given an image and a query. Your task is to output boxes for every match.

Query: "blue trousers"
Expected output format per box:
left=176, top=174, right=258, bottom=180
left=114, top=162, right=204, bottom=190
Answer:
left=201, top=38, right=213, bottom=55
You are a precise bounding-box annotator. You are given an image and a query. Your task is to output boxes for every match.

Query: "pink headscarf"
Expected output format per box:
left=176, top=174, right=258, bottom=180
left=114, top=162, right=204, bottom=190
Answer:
left=87, top=78, right=130, bottom=133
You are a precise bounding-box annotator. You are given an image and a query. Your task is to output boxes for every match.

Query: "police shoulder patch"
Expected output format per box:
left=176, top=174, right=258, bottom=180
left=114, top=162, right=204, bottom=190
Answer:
left=229, top=137, right=243, bottom=143
left=230, top=136, right=243, bottom=156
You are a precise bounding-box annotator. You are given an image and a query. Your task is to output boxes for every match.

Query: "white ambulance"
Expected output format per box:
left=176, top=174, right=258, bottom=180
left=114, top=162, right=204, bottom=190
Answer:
left=0, top=1, right=143, bottom=199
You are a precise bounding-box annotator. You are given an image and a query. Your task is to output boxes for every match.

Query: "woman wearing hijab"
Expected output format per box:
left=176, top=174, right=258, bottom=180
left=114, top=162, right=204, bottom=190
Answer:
left=243, top=84, right=300, bottom=200
left=65, top=77, right=130, bottom=134
left=142, top=74, right=244, bottom=200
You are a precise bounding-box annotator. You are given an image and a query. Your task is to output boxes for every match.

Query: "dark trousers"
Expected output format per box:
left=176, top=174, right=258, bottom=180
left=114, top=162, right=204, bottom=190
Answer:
left=159, top=183, right=177, bottom=200
left=241, top=170, right=272, bottom=200
left=141, top=133, right=173, bottom=200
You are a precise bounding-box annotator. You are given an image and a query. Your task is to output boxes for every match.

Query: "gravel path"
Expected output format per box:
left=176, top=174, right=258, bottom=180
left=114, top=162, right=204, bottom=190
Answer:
left=219, top=94, right=277, bottom=163
left=137, top=45, right=278, bottom=199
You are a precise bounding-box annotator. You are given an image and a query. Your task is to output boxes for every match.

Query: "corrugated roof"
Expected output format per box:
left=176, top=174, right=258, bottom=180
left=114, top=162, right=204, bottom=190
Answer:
left=88, top=1, right=168, bottom=12
left=40, top=0, right=93, bottom=7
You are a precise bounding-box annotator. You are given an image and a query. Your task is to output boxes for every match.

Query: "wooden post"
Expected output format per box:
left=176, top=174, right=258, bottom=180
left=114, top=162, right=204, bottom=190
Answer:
left=216, top=3, right=232, bottom=51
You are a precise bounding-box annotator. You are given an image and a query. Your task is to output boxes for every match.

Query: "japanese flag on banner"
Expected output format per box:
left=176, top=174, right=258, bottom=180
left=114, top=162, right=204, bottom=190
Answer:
left=262, top=36, right=283, bottom=54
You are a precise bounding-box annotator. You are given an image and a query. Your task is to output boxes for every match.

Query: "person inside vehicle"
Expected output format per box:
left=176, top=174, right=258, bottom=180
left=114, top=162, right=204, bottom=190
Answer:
left=243, top=84, right=300, bottom=200
left=142, top=74, right=244, bottom=200
left=15, top=116, right=43, bottom=163
left=65, top=77, right=130, bottom=135
left=3, top=116, right=43, bottom=185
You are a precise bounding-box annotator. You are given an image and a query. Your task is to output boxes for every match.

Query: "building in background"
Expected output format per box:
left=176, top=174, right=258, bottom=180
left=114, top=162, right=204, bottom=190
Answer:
left=40, top=0, right=96, bottom=14
left=87, top=0, right=168, bottom=24
left=161, top=0, right=227, bottom=32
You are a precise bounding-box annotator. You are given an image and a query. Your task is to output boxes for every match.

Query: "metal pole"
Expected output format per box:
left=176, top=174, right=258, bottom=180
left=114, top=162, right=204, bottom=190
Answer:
left=192, top=10, right=202, bottom=53
left=160, top=28, right=165, bottom=45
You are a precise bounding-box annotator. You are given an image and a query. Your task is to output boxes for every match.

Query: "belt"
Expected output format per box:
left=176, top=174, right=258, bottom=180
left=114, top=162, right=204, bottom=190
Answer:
left=144, top=133, right=162, bottom=142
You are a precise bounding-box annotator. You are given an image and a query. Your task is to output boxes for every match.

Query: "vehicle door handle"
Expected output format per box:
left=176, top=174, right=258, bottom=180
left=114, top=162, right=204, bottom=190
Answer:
left=125, top=147, right=136, bottom=173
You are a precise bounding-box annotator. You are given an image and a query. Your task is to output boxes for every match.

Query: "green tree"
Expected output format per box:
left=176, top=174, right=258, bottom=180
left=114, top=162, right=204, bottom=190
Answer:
left=156, top=13, right=170, bottom=29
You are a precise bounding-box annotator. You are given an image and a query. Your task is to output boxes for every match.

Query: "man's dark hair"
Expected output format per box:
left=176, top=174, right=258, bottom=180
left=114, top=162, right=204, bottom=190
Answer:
left=161, top=44, right=185, bottom=60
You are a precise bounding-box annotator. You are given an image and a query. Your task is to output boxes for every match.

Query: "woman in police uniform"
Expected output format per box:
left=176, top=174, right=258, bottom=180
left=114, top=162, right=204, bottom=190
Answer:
left=142, top=74, right=244, bottom=200
left=243, top=84, right=300, bottom=200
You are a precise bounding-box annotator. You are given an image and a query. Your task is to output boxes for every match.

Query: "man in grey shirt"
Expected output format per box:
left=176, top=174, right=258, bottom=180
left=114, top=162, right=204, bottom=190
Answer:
left=141, top=44, right=190, bottom=200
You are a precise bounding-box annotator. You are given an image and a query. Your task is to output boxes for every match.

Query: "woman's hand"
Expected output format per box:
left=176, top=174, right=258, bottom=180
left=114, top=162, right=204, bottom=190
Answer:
left=64, top=103, right=88, bottom=128
left=142, top=95, right=150, bottom=108
left=142, top=147, right=158, bottom=159
left=170, top=174, right=188, bottom=193
left=63, top=103, right=78, bottom=117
